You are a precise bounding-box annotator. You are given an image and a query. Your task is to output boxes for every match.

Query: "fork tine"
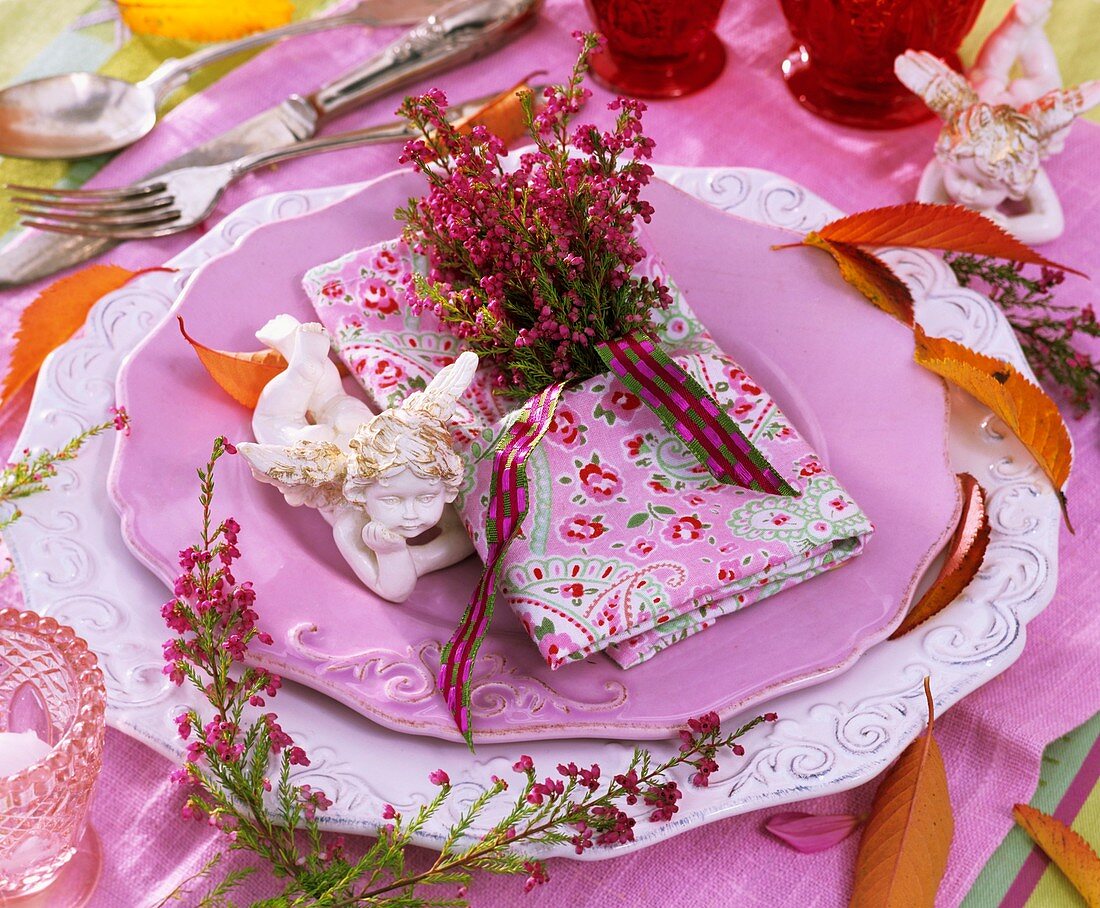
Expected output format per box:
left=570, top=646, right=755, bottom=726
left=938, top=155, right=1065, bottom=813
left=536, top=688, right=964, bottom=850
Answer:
left=16, top=206, right=182, bottom=229
left=9, top=193, right=175, bottom=214
left=21, top=216, right=183, bottom=240
left=5, top=181, right=167, bottom=202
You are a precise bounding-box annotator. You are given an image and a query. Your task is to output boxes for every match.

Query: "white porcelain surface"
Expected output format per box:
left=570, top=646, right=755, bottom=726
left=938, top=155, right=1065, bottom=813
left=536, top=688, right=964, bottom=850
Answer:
left=1, top=166, right=1060, bottom=857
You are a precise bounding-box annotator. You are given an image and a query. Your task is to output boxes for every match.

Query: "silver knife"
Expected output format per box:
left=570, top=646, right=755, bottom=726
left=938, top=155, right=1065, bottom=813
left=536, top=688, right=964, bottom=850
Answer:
left=0, top=0, right=541, bottom=288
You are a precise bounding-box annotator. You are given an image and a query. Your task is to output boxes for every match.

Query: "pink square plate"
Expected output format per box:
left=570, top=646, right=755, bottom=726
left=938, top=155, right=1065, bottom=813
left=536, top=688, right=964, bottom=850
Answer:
left=109, top=170, right=959, bottom=743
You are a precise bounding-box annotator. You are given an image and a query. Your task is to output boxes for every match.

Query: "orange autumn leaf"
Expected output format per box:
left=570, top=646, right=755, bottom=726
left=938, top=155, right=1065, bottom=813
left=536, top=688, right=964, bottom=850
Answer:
left=803, top=234, right=914, bottom=325
left=815, top=203, right=1083, bottom=276
left=890, top=473, right=990, bottom=639
left=454, top=78, right=537, bottom=147
left=1013, top=804, right=1100, bottom=906
left=2, top=264, right=169, bottom=411
left=850, top=678, right=953, bottom=908
left=178, top=317, right=286, bottom=409
left=913, top=327, right=1073, bottom=529
left=118, top=0, right=294, bottom=41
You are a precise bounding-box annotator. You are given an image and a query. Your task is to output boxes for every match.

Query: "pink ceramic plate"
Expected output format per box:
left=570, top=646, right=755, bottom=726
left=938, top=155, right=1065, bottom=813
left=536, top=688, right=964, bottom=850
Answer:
left=109, top=171, right=959, bottom=742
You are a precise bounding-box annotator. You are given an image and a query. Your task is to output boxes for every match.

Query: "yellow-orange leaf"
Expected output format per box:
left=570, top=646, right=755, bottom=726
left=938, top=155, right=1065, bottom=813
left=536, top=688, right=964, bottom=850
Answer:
left=118, top=0, right=294, bottom=41
left=2, top=265, right=167, bottom=412
left=850, top=678, right=953, bottom=908
left=890, top=473, right=990, bottom=639
left=817, top=202, right=1083, bottom=276
left=454, top=79, right=536, bottom=148
left=913, top=327, right=1073, bottom=529
left=179, top=317, right=286, bottom=409
left=1013, top=804, right=1100, bottom=906
left=802, top=234, right=914, bottom=326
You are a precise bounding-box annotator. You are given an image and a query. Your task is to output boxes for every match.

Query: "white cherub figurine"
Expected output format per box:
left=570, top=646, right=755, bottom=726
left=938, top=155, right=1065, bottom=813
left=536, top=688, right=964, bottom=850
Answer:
left=894, top=0, right=1100, bottom=244
left=237, top=315, right=477, bottom=603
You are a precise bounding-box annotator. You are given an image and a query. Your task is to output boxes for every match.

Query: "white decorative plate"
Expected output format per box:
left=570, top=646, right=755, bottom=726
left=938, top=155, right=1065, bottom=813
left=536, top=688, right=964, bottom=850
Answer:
left=2, top=166, right=1059, bottom=857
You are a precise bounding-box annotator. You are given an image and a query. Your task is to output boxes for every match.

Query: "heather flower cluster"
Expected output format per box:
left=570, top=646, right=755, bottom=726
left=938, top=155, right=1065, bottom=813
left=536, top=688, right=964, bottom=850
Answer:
left=161, top=437, right=334, bottom=865
left=945, top=254, right=1099, bottom=414
left=396, top=32, right=673, bottom=398
left=158, top=438, right=777, bottom=907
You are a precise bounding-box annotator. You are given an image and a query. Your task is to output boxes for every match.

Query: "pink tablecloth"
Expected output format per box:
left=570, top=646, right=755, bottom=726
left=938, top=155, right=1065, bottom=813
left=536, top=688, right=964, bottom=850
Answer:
left=1, top=2, right=1097, bottom=905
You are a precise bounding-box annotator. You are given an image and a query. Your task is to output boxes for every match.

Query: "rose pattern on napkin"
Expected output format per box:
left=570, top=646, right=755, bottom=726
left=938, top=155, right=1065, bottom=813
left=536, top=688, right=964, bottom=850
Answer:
left=304, top=240, right=874, bottom=670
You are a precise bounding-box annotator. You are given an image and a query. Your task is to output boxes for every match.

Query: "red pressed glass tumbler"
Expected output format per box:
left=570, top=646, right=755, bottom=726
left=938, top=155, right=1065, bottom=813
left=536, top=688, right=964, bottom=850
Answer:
left=778, top=0, right=986, bottom=128
left=584, top=0, right=728, bottom=98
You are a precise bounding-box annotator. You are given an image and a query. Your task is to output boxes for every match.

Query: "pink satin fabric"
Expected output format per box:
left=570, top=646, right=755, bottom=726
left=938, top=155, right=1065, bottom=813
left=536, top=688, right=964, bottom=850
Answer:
left=0, top=1, right=1097, bottom=904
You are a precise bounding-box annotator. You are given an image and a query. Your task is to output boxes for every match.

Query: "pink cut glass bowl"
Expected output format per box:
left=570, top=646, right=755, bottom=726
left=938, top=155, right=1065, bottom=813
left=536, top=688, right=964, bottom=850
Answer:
left=0, top=609, right=106, bottom=904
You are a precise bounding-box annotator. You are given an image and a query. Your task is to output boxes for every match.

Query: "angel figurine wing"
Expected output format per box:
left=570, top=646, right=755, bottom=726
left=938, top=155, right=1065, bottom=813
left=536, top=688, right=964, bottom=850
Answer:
left=894, top=50, right=980, bottom=122
left=401, top=350, right=480, bottom=423
left=1022, top=80, right=1100, bottom=157
left=236, top=439, right=349, bottom=510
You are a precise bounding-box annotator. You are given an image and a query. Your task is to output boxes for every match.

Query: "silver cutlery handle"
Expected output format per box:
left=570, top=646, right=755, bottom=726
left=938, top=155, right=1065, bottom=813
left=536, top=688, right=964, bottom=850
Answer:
left=310, top=0, right=541, bottom=123
left=140, top=3, right=400, bottom=104
left=229, top=84, right=516, bottom=175
left=231, top=122, right=415, bottom=175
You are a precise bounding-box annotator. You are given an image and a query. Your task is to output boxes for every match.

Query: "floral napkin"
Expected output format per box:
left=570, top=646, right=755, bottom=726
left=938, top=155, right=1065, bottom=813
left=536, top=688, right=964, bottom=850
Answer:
left=303, top=240, right=874, bottom=670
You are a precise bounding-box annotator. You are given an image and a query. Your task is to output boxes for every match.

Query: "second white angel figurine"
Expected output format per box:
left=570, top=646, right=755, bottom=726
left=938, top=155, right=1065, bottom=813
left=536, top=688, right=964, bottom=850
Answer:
left=237, top=315, right=476, bottom=603
left=894, top=0, right=1100, bottom=244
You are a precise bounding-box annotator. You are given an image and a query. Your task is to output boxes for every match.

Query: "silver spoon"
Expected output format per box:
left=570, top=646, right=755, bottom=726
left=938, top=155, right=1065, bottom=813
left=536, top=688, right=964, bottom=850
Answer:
left=0, top=0, right=445, bottom=160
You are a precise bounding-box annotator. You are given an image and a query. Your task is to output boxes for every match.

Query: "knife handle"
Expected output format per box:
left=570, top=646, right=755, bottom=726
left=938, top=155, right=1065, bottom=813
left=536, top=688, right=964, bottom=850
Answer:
left=309, top=0, right=542, bottom=123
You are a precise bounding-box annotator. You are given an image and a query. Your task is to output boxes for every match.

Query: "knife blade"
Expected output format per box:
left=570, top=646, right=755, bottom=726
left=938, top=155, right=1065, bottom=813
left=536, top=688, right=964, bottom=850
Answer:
left=0, top=0, right=541, bottom=288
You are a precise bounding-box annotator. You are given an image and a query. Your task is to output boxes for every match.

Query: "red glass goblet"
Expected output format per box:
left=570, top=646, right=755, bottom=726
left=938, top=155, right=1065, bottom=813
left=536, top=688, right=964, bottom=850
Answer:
left=778, top=0, right=986, bottom=129
left=585, top=0, right=728, bottom=98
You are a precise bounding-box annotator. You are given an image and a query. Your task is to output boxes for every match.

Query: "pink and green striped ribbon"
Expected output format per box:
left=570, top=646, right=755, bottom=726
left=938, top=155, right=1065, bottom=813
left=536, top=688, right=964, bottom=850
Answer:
left=438, top=331, right=797, bottom=743
left=437, top=381, right=567, bottom=746
left=596, top=330, right=796, bottom=496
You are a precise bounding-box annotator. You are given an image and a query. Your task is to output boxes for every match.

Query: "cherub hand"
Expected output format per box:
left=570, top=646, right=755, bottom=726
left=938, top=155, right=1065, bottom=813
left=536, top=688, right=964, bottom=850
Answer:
left=362, top=522, right=407, bottom=554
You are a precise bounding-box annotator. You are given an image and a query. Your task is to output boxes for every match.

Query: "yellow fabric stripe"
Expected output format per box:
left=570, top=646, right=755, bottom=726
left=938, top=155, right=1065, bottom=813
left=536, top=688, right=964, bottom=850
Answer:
left=0, top=0, right=92, bottom=86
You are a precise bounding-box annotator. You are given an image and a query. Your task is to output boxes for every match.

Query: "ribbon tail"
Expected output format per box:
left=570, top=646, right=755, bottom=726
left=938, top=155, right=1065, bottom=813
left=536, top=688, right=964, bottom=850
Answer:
left=437, top=382, right=567, bottom=745
left=596, top=330, right=797, bottom=496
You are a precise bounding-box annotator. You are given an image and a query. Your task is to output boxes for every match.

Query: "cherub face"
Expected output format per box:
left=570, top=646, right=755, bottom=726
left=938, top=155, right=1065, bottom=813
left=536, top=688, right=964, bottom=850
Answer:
left=942, top=156, right=1010, bottom=211
left=347, top=468, right=449, bottom=538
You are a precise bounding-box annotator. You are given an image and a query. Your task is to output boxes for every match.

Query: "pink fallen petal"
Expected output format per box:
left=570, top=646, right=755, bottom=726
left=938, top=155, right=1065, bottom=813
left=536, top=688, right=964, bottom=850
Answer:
left=764, top=811, right=863, bottom=853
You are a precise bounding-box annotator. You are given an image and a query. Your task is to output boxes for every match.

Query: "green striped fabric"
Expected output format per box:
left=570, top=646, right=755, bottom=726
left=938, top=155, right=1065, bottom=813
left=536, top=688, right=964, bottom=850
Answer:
left=965, top=712, right=1100, bottom=907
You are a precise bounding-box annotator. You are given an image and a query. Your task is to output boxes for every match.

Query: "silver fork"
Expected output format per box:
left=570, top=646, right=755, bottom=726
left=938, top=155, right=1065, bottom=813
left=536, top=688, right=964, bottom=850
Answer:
left=9, top=124, right=417, bottom=240
left=7, top=89, right=499, bottom=240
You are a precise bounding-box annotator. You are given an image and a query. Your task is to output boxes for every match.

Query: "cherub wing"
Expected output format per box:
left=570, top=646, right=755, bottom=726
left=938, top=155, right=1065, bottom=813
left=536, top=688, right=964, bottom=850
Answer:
left=401, top=350, right=479, bottom=423
left=1022, top=80, right=1100, bottom=157
left=894, top=50, right=979, bottom=121
left=236, top=440, right=348, bottom=510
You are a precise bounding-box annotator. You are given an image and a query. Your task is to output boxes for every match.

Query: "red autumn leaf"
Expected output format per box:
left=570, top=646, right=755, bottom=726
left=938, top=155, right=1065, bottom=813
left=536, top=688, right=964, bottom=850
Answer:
left=178, top=317, right=286, bottom=409
left=890, top=473, right=990, bottom=639
left=816, top=203, right=1083, bottom=276
left=2, top=264, right=171, bottom=411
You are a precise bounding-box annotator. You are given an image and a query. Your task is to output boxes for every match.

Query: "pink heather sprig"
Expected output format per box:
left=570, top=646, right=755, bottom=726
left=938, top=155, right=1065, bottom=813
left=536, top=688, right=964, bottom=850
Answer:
left=157, top=453, right=777, bottom=906
left=395, top=31, right=672, bottom=398
left=161, top=436, right=338, bottom=882
left=945, top=253, right=1099, bottom=415
left=0, top=410, right=130, bottom=530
